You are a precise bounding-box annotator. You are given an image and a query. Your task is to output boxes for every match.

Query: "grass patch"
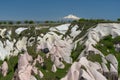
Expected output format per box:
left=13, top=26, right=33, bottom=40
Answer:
left=35, top=52, right=71, bottom=80
left=87, top=53, right=102, bottom=63
left=95, top=35, right=120, bottom=74
left=0, top=56, right=18, bottom=80
left=71, top=42, right=85, bottom=61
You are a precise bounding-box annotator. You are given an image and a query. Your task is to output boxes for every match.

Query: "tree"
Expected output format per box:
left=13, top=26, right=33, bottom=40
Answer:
left=3, top=21, right=7, bottom=24
left=0, top=22, right=2, bottom=25
left=29, top=20, right=34, bottom=24
left=45, top=21, right=49, bottom=23
left=117, top=18, right=120, bottom=21
left=24, top=20, right=28, bottom=24
left=16, top=21, right=21, bottom=24
left=8, top=21, right=13, bottom=25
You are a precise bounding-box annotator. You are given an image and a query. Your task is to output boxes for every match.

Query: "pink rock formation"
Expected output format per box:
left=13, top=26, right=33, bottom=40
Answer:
left=33, top=55, right=44, bottom=66
left=1, top=61, right=8, bottom=77
left=36, top=32, right=72, bottom=70
left=62, top=57, right=107, bottom=80
left=32, top=67, right=38, bottom=75
left=17, top=52, right=33, bottom=80
left=61, top=62, right=81, bottom=80
left=15, top=52, right=44, bottom=80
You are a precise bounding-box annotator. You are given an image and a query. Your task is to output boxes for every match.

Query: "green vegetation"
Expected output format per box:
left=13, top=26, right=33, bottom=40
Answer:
left=16, top=21, right=21, bottom=24
left=27, top=45, right=71, bottom=80
left=24, top=20, right=29, bottom=24
left=87, top=53, right=102, bottom=63
left=35, top=56, right=71, bottom=80
left=71, top=42, right=85, bottom=61
left=29, top=20, right=34, bottom=24
left=117, top=18, right=120, bottom=21
left=95, top=35, right=120, bottom=73
left=70, top=18, right=120, bottom=42
left=0, top=56, right=18, bottom=80
left=8, top=21, right=13, bottom=25
left=0, top=19, right=120, bottom=79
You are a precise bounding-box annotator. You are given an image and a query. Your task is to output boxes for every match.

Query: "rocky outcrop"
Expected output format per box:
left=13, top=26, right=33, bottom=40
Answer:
left=0, top=23, right=119, bottom=80
left=0, top=61, right=8, bottom=77
left=12, top=51, right=44, bottom=80
left=16, top=52, right=32, bottom=80
left=62, top=57, right=107, bottom=80
left=51, top=64, right=57, bottom=72
left=37, top=32, right=73, bottom=69
left=62, top=23, right=120, bottom=80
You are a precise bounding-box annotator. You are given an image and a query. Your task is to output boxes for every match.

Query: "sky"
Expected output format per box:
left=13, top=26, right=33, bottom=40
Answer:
left=0, top=0, right=120, bottom=21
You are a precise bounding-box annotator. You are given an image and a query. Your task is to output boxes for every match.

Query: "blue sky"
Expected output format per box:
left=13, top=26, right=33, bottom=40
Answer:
left=0, top=0, right=120, bottom=20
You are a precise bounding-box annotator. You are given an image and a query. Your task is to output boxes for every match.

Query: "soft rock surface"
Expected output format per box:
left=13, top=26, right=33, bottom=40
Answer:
left=106, top=54, right=118, bottom=70
left=0, top=61, right=8, bottom=77
left=15, top=27, right=28, bottom=35
left=16, top=52, right=32, bottom=80
left=62, top=57, right=107, bottom=80
left=62, top=23, right=120, bottom=80
left=0, top=23, right=119, bottom=80
left=51, top=64, right=57, bottom=72
left=37, top=32, right=73, bottom=69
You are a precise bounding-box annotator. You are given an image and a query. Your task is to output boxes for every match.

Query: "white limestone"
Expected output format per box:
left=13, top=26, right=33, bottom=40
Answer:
left=15, top=27, right=28, bottom=34
left=51, top=64, right=57, bottom=72
left=16, top=37, right=27, bottom=51
left=106, top=54, right=118, bottom=70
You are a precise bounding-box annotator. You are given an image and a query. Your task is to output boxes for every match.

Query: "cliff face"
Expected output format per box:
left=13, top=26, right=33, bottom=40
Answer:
left=0, top=23, right=119, bottom=80
left=62, top=23, right=120, bottom=80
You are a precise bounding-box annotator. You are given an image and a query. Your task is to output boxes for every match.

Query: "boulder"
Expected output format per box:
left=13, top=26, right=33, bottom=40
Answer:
left=17, top=53, right=32, bottom=80
left=61, top=62, right=81, bottom=80
left=30, top=75, right=37, bottom=80
left=38, top=70, right=44, bottom=78
left=1, top=61, right=8, bottom=77
left=106, top=54, right=118, bottom=70
left=51, top=64, right=57, bottom=72
left=32, top=67, right=38, bottom=75
left=62, top=57, right=107, bottom=80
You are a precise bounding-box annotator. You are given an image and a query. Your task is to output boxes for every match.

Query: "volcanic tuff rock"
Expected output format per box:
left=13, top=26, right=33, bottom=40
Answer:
left=0, top=23, right=119, bottom=80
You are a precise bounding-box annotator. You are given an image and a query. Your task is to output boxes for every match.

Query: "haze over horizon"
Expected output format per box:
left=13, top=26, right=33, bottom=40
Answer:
left=0, top=0, right=120, bottom=21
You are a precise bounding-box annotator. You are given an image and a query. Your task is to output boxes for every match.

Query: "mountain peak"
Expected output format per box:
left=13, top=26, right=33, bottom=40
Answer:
left=64, top=14, right=80, bottom=20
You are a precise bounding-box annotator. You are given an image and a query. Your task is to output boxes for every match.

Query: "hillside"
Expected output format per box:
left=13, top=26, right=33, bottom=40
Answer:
left=0, top=21, right=120, bottom=80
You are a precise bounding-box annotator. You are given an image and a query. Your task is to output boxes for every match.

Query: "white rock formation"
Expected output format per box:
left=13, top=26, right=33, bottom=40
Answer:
left=50, top=24, right=71, bottom=34
left=110, top=64, right=117, bottom=73
left=106, top=54, right=118, bottom=70
left=51, top=64, right=57, bottom=72
left=63, top=23, right=120, bottom=80
left=0, top=28, right=7, bottom=38
left=0, top=23, right=119, bottom=79
left=15, top=27, right=28, bottom=35
left=16, top=37, right=27, bottom=51
left=78, top=23, right=120, bottom=58
left=70, top=25, right=81, bottom=39
left=101, top=63, right=109, bottom=72
left=0, top=40, right=14, bottom=60
left=50, top=24, right=81, bottom=39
